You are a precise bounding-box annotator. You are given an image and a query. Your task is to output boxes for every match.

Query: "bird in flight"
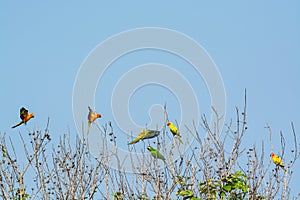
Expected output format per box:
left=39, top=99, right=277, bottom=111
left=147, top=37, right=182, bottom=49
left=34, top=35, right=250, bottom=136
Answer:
left=128, top=129, right=160, bottom=145
left=12, top=107, right=34, bottom=128
left=87, top=106, right=101, bottom=134
left=167, top=121, right=183, bottom=144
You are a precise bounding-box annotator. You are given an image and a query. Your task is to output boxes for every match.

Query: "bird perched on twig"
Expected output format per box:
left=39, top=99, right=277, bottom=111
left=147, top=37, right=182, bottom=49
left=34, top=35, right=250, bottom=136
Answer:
left=128, top=129, right=160, bottom=145
left=147, top=146, right=168, bottom=165
left=270, top=153, right=287, bottom=172
left=12, top=107, right=34, bottom=128
left=87, top=106, right=101, bottom=134
left=167, top=121, right=183, bottom=144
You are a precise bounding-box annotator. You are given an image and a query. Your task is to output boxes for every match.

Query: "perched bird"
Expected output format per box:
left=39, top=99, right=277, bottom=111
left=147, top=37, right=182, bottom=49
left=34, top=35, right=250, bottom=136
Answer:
left=12, top=107, right=34, bottom=128
left=270, top=153, right=287, bottom=172
left=87, top=106, right=101, bottom=134
left=167, top=122, right=183, bottom=144
left=128, top=130, right=160, bottom=145
left=147, top=146, right=167, bottom=165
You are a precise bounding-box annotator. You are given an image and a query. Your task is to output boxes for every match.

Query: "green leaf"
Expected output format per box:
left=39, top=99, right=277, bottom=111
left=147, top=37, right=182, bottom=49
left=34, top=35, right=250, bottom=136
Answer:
left=220, top=192, right=225, bottom=197
left=242, top=185, right=248, bottom=193
left=223, top=185, right=232, bottom=191
left=177, top=190, right=193, bottom=197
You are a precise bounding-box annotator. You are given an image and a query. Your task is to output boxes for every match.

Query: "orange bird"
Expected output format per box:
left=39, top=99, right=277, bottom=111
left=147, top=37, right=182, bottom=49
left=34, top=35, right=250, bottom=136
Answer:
left=87, top=106, right=101, bottom=134
left=12, top=107, right=34, bottom=128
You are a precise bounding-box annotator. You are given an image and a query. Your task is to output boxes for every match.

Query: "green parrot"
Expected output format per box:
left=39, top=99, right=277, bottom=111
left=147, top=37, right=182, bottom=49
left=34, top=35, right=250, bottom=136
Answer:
left=128, top=130, right=160, bottom=145
left=147, top=146, right=168, bottom=165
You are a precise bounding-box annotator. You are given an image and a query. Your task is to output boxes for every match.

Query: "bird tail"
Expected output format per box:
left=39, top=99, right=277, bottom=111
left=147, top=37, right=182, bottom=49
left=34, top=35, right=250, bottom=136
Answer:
left=87, top=122, right=91, bottom=134
left=128, top=137, right=139, bottom=145
left=163, top=160, right=168, bottom=165
left=176, top=135, right=183, bottom=144
left=280, top=165, right=288, bottom=172
left=12, top=121, right=23, bottom=129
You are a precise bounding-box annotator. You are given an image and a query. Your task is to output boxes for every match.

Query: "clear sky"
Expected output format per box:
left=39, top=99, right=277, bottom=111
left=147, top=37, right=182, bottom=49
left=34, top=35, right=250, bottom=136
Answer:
left=1, top=0, right=299, bottom=197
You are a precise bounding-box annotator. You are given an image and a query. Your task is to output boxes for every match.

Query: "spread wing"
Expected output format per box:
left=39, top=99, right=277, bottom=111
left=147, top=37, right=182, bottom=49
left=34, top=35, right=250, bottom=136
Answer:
left=20, top=107, right=28, bottom=120
left=142, top=130, right=160, bottom=140
left=88, top=107, right=93, bottom=121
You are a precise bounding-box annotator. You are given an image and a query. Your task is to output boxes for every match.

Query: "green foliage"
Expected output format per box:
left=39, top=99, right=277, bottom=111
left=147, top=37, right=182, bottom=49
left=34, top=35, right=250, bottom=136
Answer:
left=175, top=171, right=253, bottom=199
left=136, top=194, right=151, bottom=200
left=176, top=176, right=201, bottom=200
left=11, top=188, right=31, bottom=200
left=175, top=171, right=251, bottom=199
left=112, top=191, right=123, bottom=200
left=199, top=170, right=249, bottom=200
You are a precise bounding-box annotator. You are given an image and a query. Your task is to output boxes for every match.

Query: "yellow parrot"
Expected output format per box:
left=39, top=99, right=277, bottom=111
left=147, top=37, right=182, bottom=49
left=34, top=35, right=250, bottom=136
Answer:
left=12, top=107, right=34, bottom=128
left=167, top=121, right=183, bottom=144
left=87, top=106, right=101, bottom=134
left=270, top=153, right=287, bottom=172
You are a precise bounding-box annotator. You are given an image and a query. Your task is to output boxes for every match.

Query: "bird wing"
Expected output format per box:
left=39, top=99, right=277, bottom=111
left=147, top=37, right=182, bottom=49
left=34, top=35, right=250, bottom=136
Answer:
left=20, top=107, right=28, bottom=120
left=142, top=130, right=159, bottom=140
left=274, top=155, right=283, bottom=166
left=157, top=151, right=166, bottom=160
left=273, top=155, right=287, bottom=171
left=169, top=125, right=183, bottom=143
left=88, top=107, right=94, bottom=121
left=170, top=125, right=179, bottom=136
left=156, top=150, right=168, bottom=165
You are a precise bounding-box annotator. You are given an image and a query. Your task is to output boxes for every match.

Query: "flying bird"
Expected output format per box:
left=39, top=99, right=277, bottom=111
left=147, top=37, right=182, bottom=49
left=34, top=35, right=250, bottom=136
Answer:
left=12, top=107, right=34, bottom=128
left=270, top=153, right=287, bottom=172
left=147, top=146, right=167, bottom=165
left=128, top=130, right=160, bottom=145
left=167, top=122, right=183, bottom=144
left=87, top=106, right=101, bottom=134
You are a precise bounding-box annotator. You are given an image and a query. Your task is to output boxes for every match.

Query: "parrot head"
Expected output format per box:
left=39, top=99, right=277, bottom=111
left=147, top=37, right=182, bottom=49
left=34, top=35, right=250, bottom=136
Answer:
left=270, top=153, right=274, bottom=157
left=29, top=113, right=35, bottom=119
left=167, top=122, right=173, bottom=126
left=96, top=113, right=101, bottom=118
left=147, top=146, right=154, bottom=151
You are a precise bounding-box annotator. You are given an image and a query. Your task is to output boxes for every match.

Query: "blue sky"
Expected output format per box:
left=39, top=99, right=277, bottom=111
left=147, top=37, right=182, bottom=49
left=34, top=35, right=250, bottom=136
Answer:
left=1, top=0, right=299, bottom=196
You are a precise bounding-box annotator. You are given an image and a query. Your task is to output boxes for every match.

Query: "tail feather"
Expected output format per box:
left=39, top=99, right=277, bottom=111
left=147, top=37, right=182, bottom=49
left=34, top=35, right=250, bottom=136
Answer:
left=280, top=165, right=288, bottom=172
left=177, top=135, right=183, bottom=144
left=163, top=159, right=168, bottom=166
left=87, top=121, right=91, bottom=134
left=128, top=138, right=139, bottom=145
left=12, top=121, right=23, bottom=129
